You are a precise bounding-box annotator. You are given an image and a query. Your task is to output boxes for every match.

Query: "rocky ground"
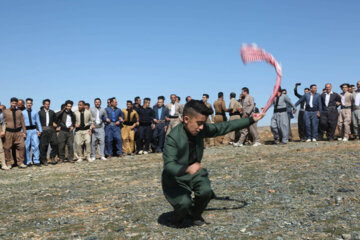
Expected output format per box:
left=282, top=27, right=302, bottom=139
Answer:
left=0, top=127, right=359, bottom=240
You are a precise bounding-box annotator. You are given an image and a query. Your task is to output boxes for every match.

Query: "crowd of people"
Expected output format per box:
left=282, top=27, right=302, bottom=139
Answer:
left=0, top=81, right=359, bottom=170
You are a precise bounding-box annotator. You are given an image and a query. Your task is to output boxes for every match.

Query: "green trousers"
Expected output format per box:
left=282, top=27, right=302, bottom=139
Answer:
left=162, top=168, right=213, bottom=219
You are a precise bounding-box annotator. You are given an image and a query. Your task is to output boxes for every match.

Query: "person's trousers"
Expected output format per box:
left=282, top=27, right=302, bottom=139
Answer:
left=121, top=125, right=135, bottom=154
left=152, top=123, right=166, bottom=151
left=105, top=125, right=122, bottom=156
left=320, top=110, right=338, bottom=140
left=137, top=125, right=152, bottom=151
left=24, top=129, right=40, bottom=165
left=304, top=111, right=319, bottom=139
left=228, top=115, right=241, bottom=142
left=58, top=130, right=74, bottom=160
left=298, top=111, right=306, bottom=140
left=0, top=138, right=7, bottom=167
left=162, top=168, right=213, bottom=219
left=91, top=127, right=105, bottom=158
left=3, top=132, right=25, bottom=166
left=338, top=109, right=352, bottom=139
left=166, top=119, right=180, bottom=136
left=288, top=116, right=293, bottom=140
left=74, top=130, right=91, bottom=159
left=352, top=109, right=360, bottom=137
left=214, top=115, right=225, bottom=145
left=40, top=128, right=58, bottom=164
left=239, top=115, right=260, bottom=144
left=271, top=112, right=289, bottom=143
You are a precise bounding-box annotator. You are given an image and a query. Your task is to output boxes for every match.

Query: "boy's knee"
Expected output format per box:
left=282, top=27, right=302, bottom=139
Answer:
left=175, top=196, right=192, bottom=211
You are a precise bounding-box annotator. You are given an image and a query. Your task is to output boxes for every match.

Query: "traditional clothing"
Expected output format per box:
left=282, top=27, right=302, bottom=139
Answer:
left=90, top=107, right=107, bottom=158
left=104, top=107, right=124, bottom=156
left=22, top=108, right=42, bottom=165
left=121, top=108, right=138, bottom=154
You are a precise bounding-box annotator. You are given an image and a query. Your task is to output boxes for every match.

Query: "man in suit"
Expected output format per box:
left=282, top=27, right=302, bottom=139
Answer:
left=213, top=92, right=227, bottom=145
left=295, top=84, right=322, bottom=142
left=22, top=98, right=42, bottom=166
left=121, top=100, right=139, bottom=155
left=2, top=97, right=27, bottom=169
left=294, top=84, right=310, bottom=141
left=337, top=83, right=353, bottom=141
left=57, top=100, right=76, bottom=163
left=236, top=87, right=261, bottom=147
left=161, top=100, right=264, bottom=226
left=152, top=96, right=169, bottom=153
left=74, top=101, right=95, bottom=162
left=90, top=98, right=108, bottom=160
left=165, top=94, right=183, bottom=135
left=352, top=81, right=360, bottom=140
left=320, top=83, right=341, bottom=141
left=136, top=98, right=155, bottom=154
left=39, top=99, right=58, bottom=165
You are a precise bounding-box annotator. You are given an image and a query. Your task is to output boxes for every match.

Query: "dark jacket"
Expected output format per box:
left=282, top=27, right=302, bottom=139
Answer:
left=153, top=105, right=169, bottom=126
left=138, top=107, right=155, bottom=126
left=39, top=109, right=57, bottom=127
left=295, top=93, right=322, bottom=112
left=321, top=92, right=341, bottom=111
left=57, top=110, right=76, bottom=131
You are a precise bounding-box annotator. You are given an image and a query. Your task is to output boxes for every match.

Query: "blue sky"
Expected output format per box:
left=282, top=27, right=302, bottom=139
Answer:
left=1, top=0, right=359, bottom=125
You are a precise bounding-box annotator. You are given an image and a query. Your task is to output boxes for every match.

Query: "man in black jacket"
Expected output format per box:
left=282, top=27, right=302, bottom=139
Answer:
left=136, top=98, right=155, bottom=154
left=294, top=84, right=310, bottom=141
left=57, top=100, right=76, bottom=162
left=320, top=83, right=341, bottom=141
left=38, top=99, right=58, bottom=165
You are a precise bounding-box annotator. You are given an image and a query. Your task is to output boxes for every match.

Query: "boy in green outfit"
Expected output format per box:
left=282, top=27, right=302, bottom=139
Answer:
left=162, top=100, right=264, bottom=226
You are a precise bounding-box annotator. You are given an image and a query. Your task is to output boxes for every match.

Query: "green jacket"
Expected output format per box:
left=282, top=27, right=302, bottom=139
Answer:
left=162, top=118, right=253, bottom=178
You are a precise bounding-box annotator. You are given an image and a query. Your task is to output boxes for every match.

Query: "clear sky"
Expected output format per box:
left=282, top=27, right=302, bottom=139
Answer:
left=1, top=0, right=359, bottom=125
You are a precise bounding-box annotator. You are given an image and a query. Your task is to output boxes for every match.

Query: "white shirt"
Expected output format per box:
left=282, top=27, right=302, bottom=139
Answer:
left=95, top=108, right=101, bottom=125
left=65, top=113, right=72, bottom=128
left=355, top=93, right=360, bottom=106
left=45, top=109, right=49, bottom=126
left=325, top=91, right=333, bottom=107
left=341, top=94, right=345, bottom=106
left=309, top=94, right=314, bottom=108
left=170, top=103, right=176, bottom=116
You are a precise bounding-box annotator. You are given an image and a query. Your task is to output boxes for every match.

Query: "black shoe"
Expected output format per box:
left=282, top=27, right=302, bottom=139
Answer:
left=50, top=158, right=57, bottom=165
left=192, top=216, right=208, bottom=226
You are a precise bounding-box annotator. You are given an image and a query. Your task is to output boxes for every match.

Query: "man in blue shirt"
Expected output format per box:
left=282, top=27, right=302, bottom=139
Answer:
left=152, top=96, right=169, bottom=153
left=295, top=84, right=322, bottom=142
left=22, top=98, right=42, bottom=166
left=104, top=98, right=124, bottom=158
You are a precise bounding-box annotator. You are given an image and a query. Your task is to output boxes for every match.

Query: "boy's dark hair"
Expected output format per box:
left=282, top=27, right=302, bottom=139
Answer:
left=11, top=97, right=18, bottom=103
left=78, top=100, right=86, bottom=105
left=144, top=97, right=151, bottom=102
left=134, top=96, right=140, bottom=102
left=218, top=92, right=223, bottom=98
left=61, top=104, right=66, bottom=110
left=203, top=94, right=209, bottom=99
left=305, top=88, right=310, bottom=91
left=310, top=84, right=317, bottom=89
left=242, top=87, right=249, bottom=94
left=185, top=96, right=191, bottom=102
left=158, top=96, right=165, bottom=101
left=43, top=99, right=50, bottom=104
left=176, top=96, right=181, bottom=101
left=26, top=98, right=33, bottom=103
left=94, top=98, right=101, bottom=102
left=127, top=100, right=133, bottom=104
left=230, top=92, right=236, bottom=98
left=85, top=103, right=90, bottom=107
left=65, top=100, right=73, bottom=106
left=183, top=100, right=214, bottom=117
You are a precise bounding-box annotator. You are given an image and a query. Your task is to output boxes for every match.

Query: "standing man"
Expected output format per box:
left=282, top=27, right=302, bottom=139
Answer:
left=166, top=94, right=183, bottom=135
left=213, top=92, right=227, bottom=145
left=202, top=94, right=215, bottom=147
left=337, top=83, right=353, bottom=141
left=152, top=96, right=169, bottom=153
left=226, top=92, right=241, bottom=145
left=74, top=101, right=94, bottom=162
left=236, top=87, right=261, bottom=147
left=320, top=83, right=341, bottom=141
left=282, top=89, right=294, bottom=141
left=39, top=99, right=58, bottom=165
left=17, top=99, right=25, bottom=111
left=57, top=100, right=76, bottom=163
left=136, top=98, right=155, bottom=154
left=2, top=97, right=27, bottom=169
left=133, top=96, right=142, bottom=112
left=121, top=100, right=139, bottom=155
left=161, top=100, right=264, bottom=226
left=186, top=96, right=192, bottom=103
left=294, top=84, right=310, bottom=141
left=104, top=98, right=124, bottom=158
left=90, top=98, right=108, bottom=160
left=295, top=84, right=322, bottom=142
left=352, top=81, right=360, bottom=140
left=0, top=104, right=7, bottom=169
left=270, top=89, right=296, bottom=144
left=22, top=98, right=42, bottom=166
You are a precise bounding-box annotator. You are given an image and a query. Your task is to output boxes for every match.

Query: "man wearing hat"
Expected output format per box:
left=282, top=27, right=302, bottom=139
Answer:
left=295, top=84, right=322, bottom=142
left=271, top=88, right=296, bottom=144
left=337, top=83, right=353, bottom=141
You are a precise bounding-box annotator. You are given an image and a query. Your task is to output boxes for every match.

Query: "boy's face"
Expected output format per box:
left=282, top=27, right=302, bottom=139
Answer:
left=184, top=113, right=207, bottom=136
